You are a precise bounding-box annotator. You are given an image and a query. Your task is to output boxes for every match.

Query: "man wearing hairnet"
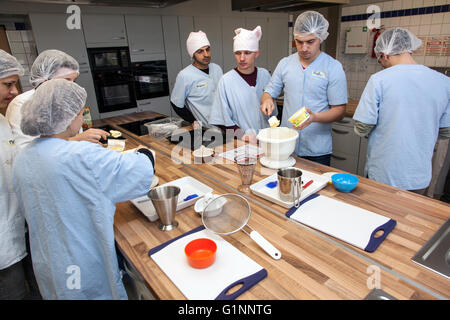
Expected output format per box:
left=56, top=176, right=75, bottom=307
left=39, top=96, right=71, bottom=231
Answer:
left=12, top=79, right=155, bottom=299
left=0, top=50, right=40, bottom=299
left=170, top=31, right=223, bottom=129
left=209, top=26, right=275, bottom=143
left=6, top=49, right=109, bottom=149
left=353, top=27, right=450, bottom=192
left=260, top=11, right=348, bottom=166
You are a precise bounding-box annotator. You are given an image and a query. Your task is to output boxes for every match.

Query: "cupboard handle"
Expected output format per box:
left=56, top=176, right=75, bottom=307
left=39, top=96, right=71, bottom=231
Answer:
left=331, top=154, right=347, bottom=161
left=332, top=128, right=349, bottom=135
left=132, top=49, right=145, bottom=52
left=139, top=101, right=151, bottom=105
left=112, top=36, right=125, bottom=40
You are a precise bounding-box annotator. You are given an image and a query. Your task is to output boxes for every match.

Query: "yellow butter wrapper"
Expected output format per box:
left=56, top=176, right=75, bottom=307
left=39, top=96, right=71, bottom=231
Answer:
left=288, top=107, right=310, bottom=127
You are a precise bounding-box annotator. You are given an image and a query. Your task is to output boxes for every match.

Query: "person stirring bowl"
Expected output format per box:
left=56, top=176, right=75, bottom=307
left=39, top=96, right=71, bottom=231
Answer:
left=260, top=11, right=348, bottom=166
left=12, top=79, right=155, bottom=299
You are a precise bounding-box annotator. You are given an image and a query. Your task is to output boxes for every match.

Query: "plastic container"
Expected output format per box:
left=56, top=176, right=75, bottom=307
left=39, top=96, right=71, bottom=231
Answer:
left=331, top=173, right=359, bottom=193
left=288, top=107, right=310, bottom=127
left=144, top=117, right=184, bottom=139
left=184, top=238, right=217, bottom=269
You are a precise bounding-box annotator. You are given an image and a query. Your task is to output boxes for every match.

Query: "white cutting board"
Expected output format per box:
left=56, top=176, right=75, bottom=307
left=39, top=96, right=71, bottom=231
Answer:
left=149, top=226, right=267, bottom=300
left=287, top=194, right=396, bottom=252
left=131, top=176, right=213, bottom=222
left=250, top=170, right=329, bottom=208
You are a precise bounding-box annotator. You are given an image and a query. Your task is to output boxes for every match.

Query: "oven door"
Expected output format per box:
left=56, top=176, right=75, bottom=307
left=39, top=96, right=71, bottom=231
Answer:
left=133, top=61, right=169, bottom=100
left=93, top=71, right=137, bottom=113
left=88, top=47, right=130, bottom=71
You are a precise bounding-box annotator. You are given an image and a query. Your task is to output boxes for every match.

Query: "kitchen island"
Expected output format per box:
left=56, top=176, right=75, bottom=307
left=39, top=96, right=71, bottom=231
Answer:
left=95, top=111, right=450, bottom=300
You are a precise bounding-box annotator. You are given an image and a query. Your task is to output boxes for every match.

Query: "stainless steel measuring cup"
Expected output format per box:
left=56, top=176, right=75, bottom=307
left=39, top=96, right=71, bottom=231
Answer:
left=277, top=167, right=302, bottom=208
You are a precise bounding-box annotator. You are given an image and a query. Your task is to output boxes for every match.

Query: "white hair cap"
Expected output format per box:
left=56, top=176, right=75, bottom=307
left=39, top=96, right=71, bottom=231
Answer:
left=374, top=27, right=422, bottom=59
left=20, top=78, right=86, bottom=136
left=233, top=26, right=262, bottom=52
left=0, top=49, right=24, bottom=79
left=186, top=31, right=210, bottom=58
left=294, top=11, right=329, bottom=42
left=30, top=49, right=79, bottom=88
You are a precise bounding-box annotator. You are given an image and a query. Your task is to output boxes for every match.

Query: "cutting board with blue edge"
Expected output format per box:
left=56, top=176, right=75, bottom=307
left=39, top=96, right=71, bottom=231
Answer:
left=286, top=194, right=396, bottom=252
left=148, top=225, right=267, bottom=300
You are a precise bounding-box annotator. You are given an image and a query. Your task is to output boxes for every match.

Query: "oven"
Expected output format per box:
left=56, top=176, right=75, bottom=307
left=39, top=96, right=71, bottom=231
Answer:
left=132, top=60, right=169, bottom=101
left=88, top=47, right=137, bottom=113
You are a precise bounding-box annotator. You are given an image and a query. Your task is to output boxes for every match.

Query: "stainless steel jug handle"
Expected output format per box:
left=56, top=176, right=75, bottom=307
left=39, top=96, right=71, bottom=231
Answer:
left=293, top=179, right=301, bottom=208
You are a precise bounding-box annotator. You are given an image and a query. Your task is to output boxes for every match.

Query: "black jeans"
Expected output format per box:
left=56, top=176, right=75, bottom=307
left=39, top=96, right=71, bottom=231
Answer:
left=0, top=230, right=42, bottom=300
left=301, top=154, right=331, bottom=167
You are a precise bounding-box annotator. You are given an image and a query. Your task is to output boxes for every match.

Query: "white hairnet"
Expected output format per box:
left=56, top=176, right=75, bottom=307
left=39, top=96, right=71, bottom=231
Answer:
left=294, top=11, right=329, bottom=42
left=0, top=49, right=24, bottom=79
left=21, top=78, right=86, bottom=136
left=374, top=27, right=422, bottom=59
left=186, top=31, right=210, bottom=58
left=30, top=49, right=79, bottom=88
left=233, top=26, right=262, bottom=52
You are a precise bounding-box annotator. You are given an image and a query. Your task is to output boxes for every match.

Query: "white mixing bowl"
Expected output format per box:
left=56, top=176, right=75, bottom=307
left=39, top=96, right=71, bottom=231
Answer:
left=256, top=127, right=299, bottom=161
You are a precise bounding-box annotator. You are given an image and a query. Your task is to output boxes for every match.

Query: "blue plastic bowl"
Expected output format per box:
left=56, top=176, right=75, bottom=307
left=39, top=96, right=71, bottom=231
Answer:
left=331, top=173, right=359, bottom=193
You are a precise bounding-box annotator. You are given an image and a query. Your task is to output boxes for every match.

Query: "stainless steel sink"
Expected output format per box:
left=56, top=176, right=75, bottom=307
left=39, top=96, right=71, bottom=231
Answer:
left=364, top=289, right=397, bottom=300
left=412, top=218, right=450, bottom=279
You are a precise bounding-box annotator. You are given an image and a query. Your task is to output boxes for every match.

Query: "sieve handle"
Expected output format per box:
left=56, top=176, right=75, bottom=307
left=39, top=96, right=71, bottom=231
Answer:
left=249, top=230, right=282, bottom=260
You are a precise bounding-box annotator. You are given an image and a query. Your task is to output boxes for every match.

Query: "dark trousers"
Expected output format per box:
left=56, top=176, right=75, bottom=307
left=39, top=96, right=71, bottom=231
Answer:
left=301, top=154, right=331, bottom=167
left=0, top=230, right=42, bottom=300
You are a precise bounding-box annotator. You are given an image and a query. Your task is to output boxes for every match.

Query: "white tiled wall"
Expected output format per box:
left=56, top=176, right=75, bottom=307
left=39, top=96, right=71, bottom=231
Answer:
left=338, top=0, right=450, bottom=100
left=6, top=30, right=38, bottom=92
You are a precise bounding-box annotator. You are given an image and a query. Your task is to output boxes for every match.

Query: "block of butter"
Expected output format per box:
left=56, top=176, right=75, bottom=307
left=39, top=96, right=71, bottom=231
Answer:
left=268, top=116, right=280, bottom=128
left=288, top=107, right=310, bottom=127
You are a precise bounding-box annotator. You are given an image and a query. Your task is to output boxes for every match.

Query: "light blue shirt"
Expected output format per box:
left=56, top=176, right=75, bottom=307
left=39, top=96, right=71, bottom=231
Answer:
left=265, top=52, right=348, bottom=156
left=12, top=138, right=154, bottom=299
left=353, top=64, right=450, bottom=190
left=209, top=67, right=275, bottom=134
left=170, top=63, right=223, bottom=126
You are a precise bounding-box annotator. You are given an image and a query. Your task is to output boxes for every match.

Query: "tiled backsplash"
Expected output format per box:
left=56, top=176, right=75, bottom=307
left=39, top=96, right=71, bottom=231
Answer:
left=6, top=30, right=38, bottom=92
left=337, top=0, right=450, bottom=100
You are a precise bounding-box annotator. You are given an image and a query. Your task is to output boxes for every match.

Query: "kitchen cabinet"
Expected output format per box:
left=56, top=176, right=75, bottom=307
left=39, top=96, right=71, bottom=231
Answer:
left=136, top=96, right=171, bottom=117
left=358, top=135, right=368, bottom=176
left=266, top=18, right=288, bottom=74
left=194, top=16, right=223, bottom=69
left=82, top=14, right=127, bottom=48
left=221, top=17, right=245, bottom=73
left=125, top=15, right=165, bottom=62
left=177, top=16, right=194, bottom=69
left=29, top=13, right=100, bottom=120
left=331, top=117, right=367, bottom=175
left=245, top=17, right=268, bottom=71
left=162, top=15, right=182, bottom=96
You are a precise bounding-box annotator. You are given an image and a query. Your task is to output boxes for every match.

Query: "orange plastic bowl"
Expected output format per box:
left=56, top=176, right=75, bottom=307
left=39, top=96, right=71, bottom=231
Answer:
left=184, top=238, right=217, bottom=269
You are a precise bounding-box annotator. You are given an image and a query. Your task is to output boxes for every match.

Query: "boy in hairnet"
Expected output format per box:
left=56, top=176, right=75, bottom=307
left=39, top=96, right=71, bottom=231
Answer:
left=260, top=11, right=348, bottom=166
left=170, top=31, right=223, bottom=129
left=353, top=27, right=450, bottom=192
left=12, top=79, right=155, bottom=299
left=6, top=49, right=109, bottom=149
left=209, top=26, right=274, bottom=143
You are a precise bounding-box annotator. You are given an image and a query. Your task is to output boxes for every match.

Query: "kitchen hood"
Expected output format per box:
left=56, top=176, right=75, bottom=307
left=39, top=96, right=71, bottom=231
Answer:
left=232, top=0, right=349, bottom=12
left=5, top=0, right=190, bottom=8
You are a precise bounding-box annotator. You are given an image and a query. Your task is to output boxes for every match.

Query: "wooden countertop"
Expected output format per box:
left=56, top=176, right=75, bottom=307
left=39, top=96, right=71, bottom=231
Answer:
left=98, top=112, right=449, bottom=300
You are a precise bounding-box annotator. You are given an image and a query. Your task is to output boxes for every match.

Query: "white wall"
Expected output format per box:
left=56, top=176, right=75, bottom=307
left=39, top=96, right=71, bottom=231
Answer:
left=337, top=0, right=450, bottom=99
